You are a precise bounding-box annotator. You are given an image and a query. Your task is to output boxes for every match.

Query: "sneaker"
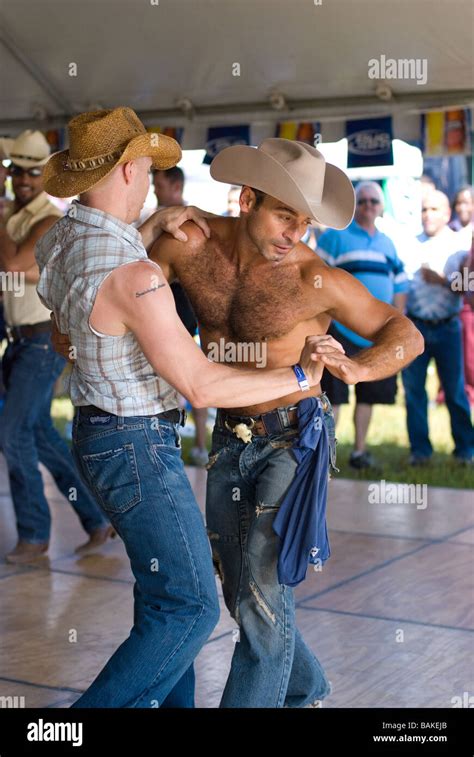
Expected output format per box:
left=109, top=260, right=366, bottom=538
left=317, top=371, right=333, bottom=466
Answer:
left=75, top=525, right=116, bottom=556
left=5, top=540, right=49, bottom=564
left=408, top=455, right=431, bottom=467
left=349, top=450, right=376, bottom=469
left=190, top=447, right=209, bottom=467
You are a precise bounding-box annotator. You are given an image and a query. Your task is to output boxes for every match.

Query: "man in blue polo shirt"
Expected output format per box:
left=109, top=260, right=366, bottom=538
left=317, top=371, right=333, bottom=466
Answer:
left=318, top=181, right=409, bottom=469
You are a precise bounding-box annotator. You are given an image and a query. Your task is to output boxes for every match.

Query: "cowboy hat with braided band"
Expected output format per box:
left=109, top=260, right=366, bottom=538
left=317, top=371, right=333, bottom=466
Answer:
left=43, top=107, right=181, bottom=198
left=210, top=138, right=355, bottom=230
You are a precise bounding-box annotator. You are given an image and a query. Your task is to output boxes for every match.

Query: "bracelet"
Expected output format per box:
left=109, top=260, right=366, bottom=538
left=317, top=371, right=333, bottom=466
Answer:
left=292, top=363, right=310, bottom=392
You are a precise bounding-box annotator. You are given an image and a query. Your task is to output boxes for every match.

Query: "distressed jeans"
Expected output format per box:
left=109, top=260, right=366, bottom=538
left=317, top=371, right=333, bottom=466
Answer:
left=205, top=397, right=337, bottom=708
left=71, top=410, right=219, bottom=707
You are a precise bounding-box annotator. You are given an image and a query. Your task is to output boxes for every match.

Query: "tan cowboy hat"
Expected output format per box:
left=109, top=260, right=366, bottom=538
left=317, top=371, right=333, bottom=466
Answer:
left=43, top=107, right=182, bottom=198
left=8, top=130, right=51, bottom=168
left=210, top=138, right=355, bottom=229
left=0, top=137, right=14, bottom=161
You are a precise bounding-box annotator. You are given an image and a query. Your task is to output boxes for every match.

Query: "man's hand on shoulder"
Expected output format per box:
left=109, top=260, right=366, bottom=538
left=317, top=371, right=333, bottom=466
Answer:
left=153, top=205, right=215, bottom=242
left=149, top=218, right=210, bottom=281
left=139, top=204, right=216, bottom=251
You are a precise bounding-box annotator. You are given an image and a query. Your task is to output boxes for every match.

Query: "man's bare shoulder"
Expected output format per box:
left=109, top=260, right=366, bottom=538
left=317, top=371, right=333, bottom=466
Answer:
left=299, top=244, right=334, bottom=281
left=151, top=216, right=235, bottom=261
left=182, top=215, right=235, bottom=250
left=109, top=259, right=163, bottom=286
left=300, top=248, right=352, bottom=301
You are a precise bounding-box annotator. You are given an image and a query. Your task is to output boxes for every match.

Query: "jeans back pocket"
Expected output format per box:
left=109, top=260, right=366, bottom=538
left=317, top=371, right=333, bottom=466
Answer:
left=81, top=442, right=141, bottom=515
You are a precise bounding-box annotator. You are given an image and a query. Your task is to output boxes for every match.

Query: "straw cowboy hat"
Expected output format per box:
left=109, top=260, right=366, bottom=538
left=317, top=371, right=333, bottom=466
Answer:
left=6, top=130, right=50, bottom=167
left=0, top=137, right=14, bottom=161
left=210, top=138, right=355, bottom=229
left=43, top=106, right=182, bottom=197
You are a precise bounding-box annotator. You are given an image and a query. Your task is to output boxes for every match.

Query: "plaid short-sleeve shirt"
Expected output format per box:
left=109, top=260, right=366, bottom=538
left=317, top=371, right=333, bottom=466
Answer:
left=36, top=201, right=179, bottom=416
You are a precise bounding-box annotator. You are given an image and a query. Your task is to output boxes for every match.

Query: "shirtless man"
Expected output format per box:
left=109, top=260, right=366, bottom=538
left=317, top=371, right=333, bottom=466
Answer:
left=146, top=139, right=424, bottom=708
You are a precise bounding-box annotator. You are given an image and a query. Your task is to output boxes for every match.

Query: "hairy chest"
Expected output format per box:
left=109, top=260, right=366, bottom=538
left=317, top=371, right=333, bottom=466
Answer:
left=176, top=247, right=314, bottom=341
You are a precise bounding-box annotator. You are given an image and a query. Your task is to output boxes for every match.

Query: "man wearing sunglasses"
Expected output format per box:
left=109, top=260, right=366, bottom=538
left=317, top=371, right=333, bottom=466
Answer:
left=318, top=181, right=410, bottom=469
left=0, top=130, right=114, bottom=564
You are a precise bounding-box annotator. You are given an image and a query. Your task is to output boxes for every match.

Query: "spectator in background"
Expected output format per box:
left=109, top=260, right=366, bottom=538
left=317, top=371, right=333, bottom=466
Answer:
left=465, top=236, right=474, bottom=310
left=402, top=190, right=473, bottom=465
left=153, top=166, right=209, bottom=465
left=453, top=185, right=474, bottom=223
left=420, top=174, right=436, bottom=202
left=0, top=137, right=13, bottom=219
left=460, top=233, right=474, bottom=405
left=225, top=185, right=241, bottom=217
left=0, top=138, right=13, bottom=405
left=0, top=162, right=10, bottom=218
left=0, top=130, right=113, bottom=563
left=446, top=186, right=474, bottom=405
left=450, top=185, right=474, bottom=246
left=153, top=166, right=185, bottom=207
left=318, top=181, right=409, bottom=469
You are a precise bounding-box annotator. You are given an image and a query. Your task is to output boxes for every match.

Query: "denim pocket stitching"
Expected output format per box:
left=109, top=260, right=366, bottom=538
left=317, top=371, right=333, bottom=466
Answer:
left=150, top=421, right=181, bottom=448
left=81, top=442, right=141, bottom=514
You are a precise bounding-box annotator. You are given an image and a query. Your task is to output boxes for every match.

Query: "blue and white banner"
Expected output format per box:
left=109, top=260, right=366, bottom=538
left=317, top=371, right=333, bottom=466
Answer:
left=203, top=125, right=250, bottom=164
left=346, top=117, right=393, bottom=168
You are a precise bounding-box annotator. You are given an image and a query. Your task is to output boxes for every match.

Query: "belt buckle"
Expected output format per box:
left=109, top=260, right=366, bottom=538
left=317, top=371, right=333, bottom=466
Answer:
left=225, top=418, right=255, bottom=443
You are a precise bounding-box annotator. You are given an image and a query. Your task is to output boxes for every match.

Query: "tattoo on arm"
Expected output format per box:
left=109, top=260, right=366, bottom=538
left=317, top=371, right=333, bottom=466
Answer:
left=135, top=284, right=166, bottom=298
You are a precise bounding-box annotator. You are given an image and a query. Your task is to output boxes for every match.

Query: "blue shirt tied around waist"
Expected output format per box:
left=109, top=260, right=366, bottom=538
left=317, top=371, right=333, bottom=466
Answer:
left=273, top=396, right=330, bottom=587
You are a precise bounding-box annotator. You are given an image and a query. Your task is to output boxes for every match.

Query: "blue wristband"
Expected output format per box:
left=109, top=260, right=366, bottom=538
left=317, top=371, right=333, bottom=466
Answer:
left=292, top=363, right=310, bottom=392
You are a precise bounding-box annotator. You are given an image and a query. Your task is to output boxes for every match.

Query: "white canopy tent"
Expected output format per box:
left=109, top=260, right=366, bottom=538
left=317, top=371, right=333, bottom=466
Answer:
left=0, top=0, right=473, bottom=146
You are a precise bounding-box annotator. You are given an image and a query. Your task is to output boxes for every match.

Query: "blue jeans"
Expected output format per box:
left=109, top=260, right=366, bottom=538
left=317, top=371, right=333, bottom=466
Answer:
left=71, top=410, right=219, bottom=708
left=402, top=317, right=474, bottom=459
left=0, top=333, right=107, bottom=543
left=205, top=399, right=337, bottom=708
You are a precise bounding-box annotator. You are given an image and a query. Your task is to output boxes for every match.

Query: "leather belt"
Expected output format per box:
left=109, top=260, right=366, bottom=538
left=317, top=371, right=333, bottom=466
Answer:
left=407, top=313, right=457, bottom=326
left=5, top=320, right=51, bottom=342
left=78, top=405, right=186, bottom=425
left=216, top=394, right=330, bottom=439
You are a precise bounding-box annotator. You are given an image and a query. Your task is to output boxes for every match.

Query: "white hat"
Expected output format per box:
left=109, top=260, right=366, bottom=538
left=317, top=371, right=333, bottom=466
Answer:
left=8, top=130, right=51, bottom=168
left=0, top=137, right=14, bottom=161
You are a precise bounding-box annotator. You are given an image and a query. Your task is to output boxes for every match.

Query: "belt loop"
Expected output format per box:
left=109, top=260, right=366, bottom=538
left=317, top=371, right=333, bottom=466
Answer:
left=117, top=415, right=125, bottom=430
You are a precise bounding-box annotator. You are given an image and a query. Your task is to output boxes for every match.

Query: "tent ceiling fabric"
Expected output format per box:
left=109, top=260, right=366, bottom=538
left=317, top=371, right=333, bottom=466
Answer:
left=0, top=0, right=473, bottom=135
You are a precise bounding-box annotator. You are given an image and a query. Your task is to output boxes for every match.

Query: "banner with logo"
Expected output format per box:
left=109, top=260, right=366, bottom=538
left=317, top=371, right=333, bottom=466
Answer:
left=346, top=117, right=393, bottom=168
left=423, top=109, right=471, bottom=156
left=203, top=125, right=250, bottom=165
